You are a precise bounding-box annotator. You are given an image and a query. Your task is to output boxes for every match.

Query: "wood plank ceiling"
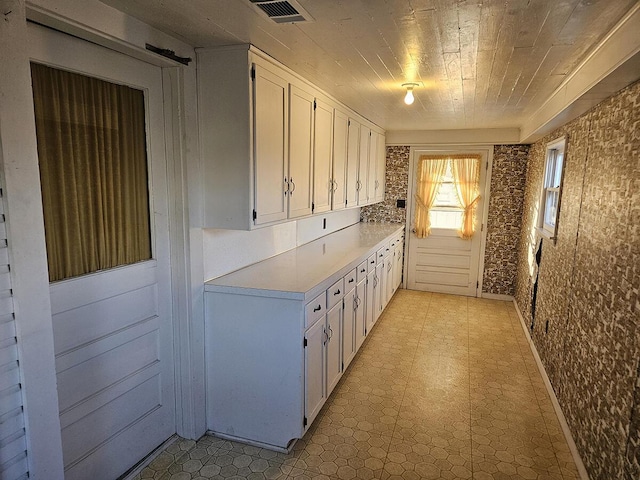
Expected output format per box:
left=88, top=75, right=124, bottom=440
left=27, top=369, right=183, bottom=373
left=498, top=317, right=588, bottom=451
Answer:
left=100, top=0, right=638, bottom=131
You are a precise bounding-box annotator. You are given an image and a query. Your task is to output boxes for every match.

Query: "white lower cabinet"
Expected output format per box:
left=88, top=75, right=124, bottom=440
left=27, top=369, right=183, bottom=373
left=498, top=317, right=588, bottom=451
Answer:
left=206, top=224, right=404, bottom=451
left=304, top=316, right=326, bottom=428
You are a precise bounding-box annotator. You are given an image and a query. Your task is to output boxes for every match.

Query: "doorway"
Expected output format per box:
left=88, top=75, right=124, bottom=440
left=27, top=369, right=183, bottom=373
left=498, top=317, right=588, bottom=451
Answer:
left=405, top=147, right=491, bottom=296
left=29, top=23, right=176, bottom=480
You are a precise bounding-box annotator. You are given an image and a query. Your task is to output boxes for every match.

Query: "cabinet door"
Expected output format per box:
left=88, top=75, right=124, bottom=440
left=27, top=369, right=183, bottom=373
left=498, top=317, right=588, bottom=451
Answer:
left=313, top=99, right=333, bottom=214
left=355, top=278, right=367, bottom=351
left=358, top=125, right=371, bottom=206
left=394, top=244, right=403, bottom=290
left=305, top=318, right=326, bottom=428
left=386, top=255, right=394, bottom=306
left=367, top=130, right=378, bottom=204
left=375, top=132, right=386, bottom=202
left=343, top=289, right=357, bottom=370
left=366, top=270, right=376, bottom=333
left=254, top=64, right=289, bottom=225
left=332, top=109, right=348, bottom=210
left=288, top=84, right=314, bottom=219
left=345, top=118, right=360, bottom=208
left=375, top=262, right=384, bottom=322
left=326, top=302, right=343, bottom=396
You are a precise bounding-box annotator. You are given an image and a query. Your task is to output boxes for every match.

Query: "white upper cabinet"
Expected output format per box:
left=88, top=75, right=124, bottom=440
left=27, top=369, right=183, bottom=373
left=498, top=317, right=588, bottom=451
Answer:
left=358, top=125, right=371, bottom=206
left=288, top=84, right=314, bottom=219
left=197, top=45, right=385, bottom=229
left=254, top=63, right=290, bottom=225
left=345, top=118, right=360, bottom=209
left=331, top=109, right=348, bottom=211
left=313, top=98, right=334, bottom=214
left=374, top=131, right=386, bottom=202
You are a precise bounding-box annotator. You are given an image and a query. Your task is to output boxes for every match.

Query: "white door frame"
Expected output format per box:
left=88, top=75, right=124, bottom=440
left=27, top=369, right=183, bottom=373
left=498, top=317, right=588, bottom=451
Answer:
left=1, top=2, right=204, bottom=478
left=403, top=145, right=493, bottom=296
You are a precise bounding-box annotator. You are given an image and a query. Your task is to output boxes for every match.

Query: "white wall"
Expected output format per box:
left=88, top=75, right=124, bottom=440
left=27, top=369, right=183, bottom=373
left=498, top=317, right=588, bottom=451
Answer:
left=203, top=208, right=360, bottom=281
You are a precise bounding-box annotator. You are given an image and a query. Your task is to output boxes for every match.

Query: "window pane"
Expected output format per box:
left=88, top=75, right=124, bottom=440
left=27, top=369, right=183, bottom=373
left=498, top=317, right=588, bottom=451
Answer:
left=430, top=209, right=463, bottom=229
left=553, top=153, right=564, bottom=187
left=544, top=190, right=558, bottom=227
left=31, top=62, right=152, bottom=282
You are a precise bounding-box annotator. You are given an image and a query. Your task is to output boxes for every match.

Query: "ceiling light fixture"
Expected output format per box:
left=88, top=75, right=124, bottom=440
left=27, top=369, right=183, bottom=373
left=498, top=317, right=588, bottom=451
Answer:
left=402, top=83, right=419, bottom=105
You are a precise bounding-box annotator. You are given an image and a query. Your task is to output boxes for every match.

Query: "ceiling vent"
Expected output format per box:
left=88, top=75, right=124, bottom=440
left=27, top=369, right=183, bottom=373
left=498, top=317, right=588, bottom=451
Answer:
left=249, top=0, right=314, bottom=23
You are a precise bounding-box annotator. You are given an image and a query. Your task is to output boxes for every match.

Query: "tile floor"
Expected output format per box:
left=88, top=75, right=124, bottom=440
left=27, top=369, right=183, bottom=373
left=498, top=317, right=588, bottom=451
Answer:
left=133, top=290, right=580, bottom=480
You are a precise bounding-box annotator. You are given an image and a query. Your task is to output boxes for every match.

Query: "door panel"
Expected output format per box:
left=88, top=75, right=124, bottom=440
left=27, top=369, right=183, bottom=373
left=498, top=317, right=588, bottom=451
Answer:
left=332, top=109, right=348, bottom=210
left=313, top=99, right=333, bottom=214
left=326, top=302, right=342, bottom=395
left=345, top=118, right=360, bottom=208
left=304, top=319, right=325, bottom=429
left=288, top=84, right=314, bottom=218
left=29, top=23, right=175, bottom=480
left=358, top=125, right=370, bottom=206
left=406, top=149, right=487, bottom=297
left=254, top=64, right=289, bottom=224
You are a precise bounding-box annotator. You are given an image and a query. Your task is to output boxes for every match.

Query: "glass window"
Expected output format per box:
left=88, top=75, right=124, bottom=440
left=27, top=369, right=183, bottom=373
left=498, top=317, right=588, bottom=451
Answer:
left=539, top=137, right=566, bottom=239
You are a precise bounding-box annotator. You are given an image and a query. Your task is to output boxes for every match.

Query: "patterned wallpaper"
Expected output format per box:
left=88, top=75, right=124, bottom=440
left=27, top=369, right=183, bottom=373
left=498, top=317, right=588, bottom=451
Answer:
left=514, top=80, right=640, bottom=480
left=481, top=145, right=528, bottom=296
left=361, top=146, right=410, bottom=225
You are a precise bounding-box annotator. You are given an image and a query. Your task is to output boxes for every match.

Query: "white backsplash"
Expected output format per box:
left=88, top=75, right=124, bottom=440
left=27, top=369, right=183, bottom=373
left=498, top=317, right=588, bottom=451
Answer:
left=203, top=209, right=361, bottom=281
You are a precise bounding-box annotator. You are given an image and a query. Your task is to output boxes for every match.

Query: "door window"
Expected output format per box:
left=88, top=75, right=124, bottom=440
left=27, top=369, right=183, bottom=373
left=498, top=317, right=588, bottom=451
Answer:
left=31, top=63, right=151, bottom=282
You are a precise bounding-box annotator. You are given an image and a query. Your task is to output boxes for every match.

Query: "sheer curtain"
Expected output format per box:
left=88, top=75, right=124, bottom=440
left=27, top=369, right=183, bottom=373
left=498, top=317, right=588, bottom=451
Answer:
left=31, top=62, right=151, bottom=282
left=451, top=155, right=481, bottom=239
left=414, top=156, right=448, bottom=238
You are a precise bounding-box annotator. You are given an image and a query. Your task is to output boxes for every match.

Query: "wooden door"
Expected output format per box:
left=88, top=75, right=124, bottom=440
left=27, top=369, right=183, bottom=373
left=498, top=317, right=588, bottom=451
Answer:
left=406, top=149, right=488, bottom=296
left=326, top=302, right=342, bottom=396
left=304, top=318, right=325, bottom=428
left=254, top=63, right=289, bottom=225
left=288, top=84, right=314, bottom=219
left=345, top=118, right=360, bottom=208
left=358, top=125, right=371, bottom=206
left=29, top=24, right=175, bottom=480
left=332, top=109, right=348, bottom=210
left=313, top=99, right=333, bottom=214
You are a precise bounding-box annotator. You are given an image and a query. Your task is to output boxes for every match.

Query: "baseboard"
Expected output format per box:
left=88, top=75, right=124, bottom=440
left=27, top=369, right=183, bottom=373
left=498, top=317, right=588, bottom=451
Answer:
left=512, top=300, right=590, bottom=480
left=120, top=435, right=179, bottom=480
left=481, top=292, right=514, bottom=301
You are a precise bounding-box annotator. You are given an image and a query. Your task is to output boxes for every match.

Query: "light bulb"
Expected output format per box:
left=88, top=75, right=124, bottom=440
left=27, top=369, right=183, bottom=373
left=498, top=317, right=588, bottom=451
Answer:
left=404, top=88, right=414, bottom=105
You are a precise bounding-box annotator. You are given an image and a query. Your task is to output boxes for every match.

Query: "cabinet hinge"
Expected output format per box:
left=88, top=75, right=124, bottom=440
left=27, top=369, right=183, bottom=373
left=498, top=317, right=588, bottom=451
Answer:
left=303, top=416, right=308, bottom=427
left=312, top=202, right=315, bottom=213
left=476, top=281, right=479, bottom=289
left=250, top=66, right=255, bottom=80
left=253, top=209, right=257, bottom=221
left=341, top=362, right=344, bottom=371
left=348, top=120, right=351, bottom=127
left=303, top=337, right=307, bottom=347
left=481, top=223, right=484, bottom=232
left=486, top=162, right=489, bottom=171
left=313, top=100, right=317, bottom=110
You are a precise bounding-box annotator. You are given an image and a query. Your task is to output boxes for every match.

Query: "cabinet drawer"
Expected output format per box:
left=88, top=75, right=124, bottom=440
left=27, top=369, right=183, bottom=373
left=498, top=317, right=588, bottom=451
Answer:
left=327, top=278, right=344, bottom=310
left=305, top=292, right=326, bottom=329
left=367, top=254, right=376, bottom=272
left=356, top=261, right=367, bottom=283
left=344, top=268, right=357, bottom=292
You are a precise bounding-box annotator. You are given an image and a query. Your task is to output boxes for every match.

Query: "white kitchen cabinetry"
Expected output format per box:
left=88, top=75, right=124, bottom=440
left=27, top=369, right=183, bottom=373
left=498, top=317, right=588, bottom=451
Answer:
left=198, top=45, right=385, bottom=229
left=358, top=125, right=371, bottom=206
left=288, top=84, right=314, bottom=219
left=345, top=118, right=360, bottom=208
left=313, top=98, right=334, bottom=214
left=331, top=109, right=348, bottom=210
left=374, top=131, right=386, bottom=202
left=205, top=224, right=403, bottom=451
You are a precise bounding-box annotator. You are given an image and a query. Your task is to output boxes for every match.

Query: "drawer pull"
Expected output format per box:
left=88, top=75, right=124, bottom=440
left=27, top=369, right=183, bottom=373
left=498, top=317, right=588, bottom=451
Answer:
left=370, top=259, right=375, bottom=264
left=334, top=289, right=341, bottom=296
left=348, top=278, right=354, bottom=283
left=360, top=268, right=366, bottom=273
left=313, top=305, right=321, bottom=312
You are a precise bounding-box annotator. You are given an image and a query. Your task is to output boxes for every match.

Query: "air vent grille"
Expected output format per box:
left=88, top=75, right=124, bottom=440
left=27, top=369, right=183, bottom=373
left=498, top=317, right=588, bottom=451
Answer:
left=249, top=0, right=314, bottom=23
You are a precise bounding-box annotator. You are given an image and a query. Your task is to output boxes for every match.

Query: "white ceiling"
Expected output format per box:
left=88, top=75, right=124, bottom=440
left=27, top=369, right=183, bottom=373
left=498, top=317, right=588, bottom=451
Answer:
left=99, top=0, right=639, bottom=132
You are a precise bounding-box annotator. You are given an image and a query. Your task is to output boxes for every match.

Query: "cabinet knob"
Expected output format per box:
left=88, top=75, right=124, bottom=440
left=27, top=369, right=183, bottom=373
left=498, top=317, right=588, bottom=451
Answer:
left=360, top=268, right=366, bottom=273
left=313, top=305, right=321, bottom=312
left=348, top=278, right=354, bottom=283
left=334, top=289, right=341, bottom=296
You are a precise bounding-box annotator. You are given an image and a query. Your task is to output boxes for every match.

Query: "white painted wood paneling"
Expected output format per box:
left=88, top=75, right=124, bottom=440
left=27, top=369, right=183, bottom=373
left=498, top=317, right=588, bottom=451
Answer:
left=0, top=186, right=29, bottom=480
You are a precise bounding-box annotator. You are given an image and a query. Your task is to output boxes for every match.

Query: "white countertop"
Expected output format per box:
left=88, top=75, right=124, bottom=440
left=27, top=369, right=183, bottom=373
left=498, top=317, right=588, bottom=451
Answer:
left=205, top=223, right=404, bottom=301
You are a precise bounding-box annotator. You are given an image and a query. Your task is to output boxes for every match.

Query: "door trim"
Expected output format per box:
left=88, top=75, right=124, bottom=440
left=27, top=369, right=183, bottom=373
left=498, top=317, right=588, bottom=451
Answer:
left=403, top=145, right=493, bottom=296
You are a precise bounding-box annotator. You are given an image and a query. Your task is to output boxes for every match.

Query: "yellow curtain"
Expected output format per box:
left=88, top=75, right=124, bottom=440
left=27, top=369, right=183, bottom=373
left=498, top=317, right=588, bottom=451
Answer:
left=31, top=62, right=151, bottom=282
left=451, top=155, right=481, bottom=239
left=414, top=156, right=448, bottom=238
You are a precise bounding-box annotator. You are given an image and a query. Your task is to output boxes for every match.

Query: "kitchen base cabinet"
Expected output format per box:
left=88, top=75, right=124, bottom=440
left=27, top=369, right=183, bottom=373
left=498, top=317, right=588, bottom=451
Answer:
left=205, top=223, right=404, bottom=452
